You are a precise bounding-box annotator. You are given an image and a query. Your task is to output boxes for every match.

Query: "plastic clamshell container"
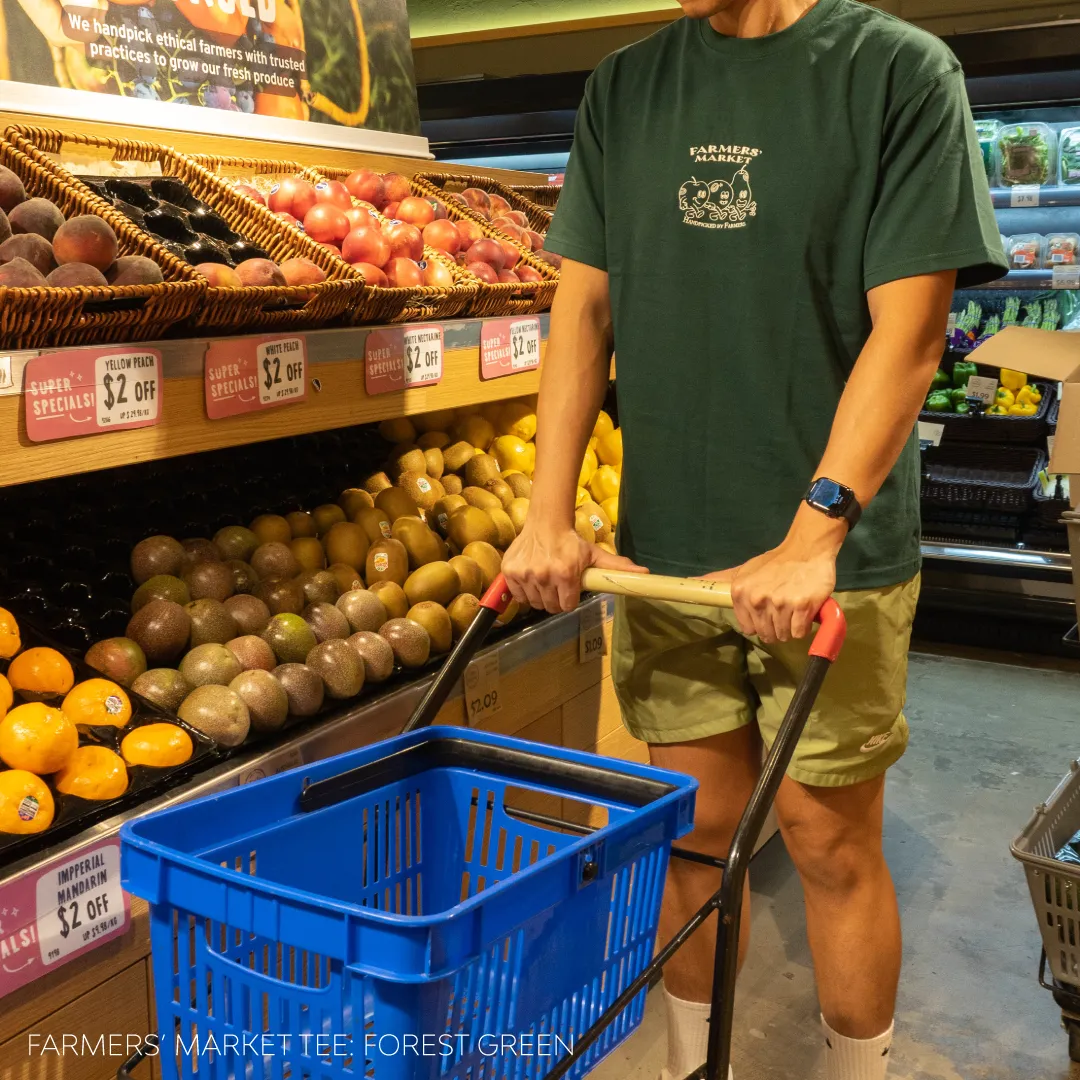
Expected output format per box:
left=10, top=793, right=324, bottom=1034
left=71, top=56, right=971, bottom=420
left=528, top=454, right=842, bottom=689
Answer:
left=997, top=122, right=1057, bottom=187
left=1060, top=127, right=1080, bottom=186
left=1044, top=233, right=1080, bottom=268
left=1007, top=234, right=1045, bottom=271
left=974, top=118, right=1000, bottom=184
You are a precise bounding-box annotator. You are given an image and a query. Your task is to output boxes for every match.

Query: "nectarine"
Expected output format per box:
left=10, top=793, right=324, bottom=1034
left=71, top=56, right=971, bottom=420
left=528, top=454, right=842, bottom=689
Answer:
left=345, top=169, right=385, bottom=207
left=422, top=219, right=459, bottom=256
left=343, top=225, right=390, bottom=268
left=352, top=262, right=388, bottom=287
left=280, top=257, right=327, bottom=286
left=385, top=258, right=423, bottom=287
left=194, top=262, right=242, bottom=287
left=303, top=204, right=349, bottom=246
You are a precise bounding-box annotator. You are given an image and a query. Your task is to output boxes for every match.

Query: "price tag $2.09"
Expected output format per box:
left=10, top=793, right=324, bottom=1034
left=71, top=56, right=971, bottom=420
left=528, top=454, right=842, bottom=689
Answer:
left=579, top=602, right=607, bottom=663
left=464, top=652, right=501, bottom=726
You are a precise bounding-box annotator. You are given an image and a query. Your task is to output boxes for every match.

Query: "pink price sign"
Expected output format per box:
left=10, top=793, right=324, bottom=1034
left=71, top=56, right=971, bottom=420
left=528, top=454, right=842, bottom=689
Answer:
left=0, top=839, right=129, bottom=999
left=205, top=336, right=308, bottom=420
left=480, top=318, right=541, bottom=380
left=24, top=348, right=162, bottom=443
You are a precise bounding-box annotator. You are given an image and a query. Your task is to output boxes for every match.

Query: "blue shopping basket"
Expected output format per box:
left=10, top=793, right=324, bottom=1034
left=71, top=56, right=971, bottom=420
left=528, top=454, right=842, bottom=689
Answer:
left=120, top=571, right=845, bottom=1080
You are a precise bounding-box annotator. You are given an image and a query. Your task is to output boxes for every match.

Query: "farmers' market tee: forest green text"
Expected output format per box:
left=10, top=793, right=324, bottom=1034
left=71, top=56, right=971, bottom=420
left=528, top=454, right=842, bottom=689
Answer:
left=545, top=0, right=1008, bottom=589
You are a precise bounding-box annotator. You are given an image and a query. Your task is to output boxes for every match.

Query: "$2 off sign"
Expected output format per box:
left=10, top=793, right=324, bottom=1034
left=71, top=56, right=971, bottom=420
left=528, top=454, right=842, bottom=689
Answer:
left=365, top=326, right=444, bottom=395
left=480, top=318, right=541, bottom=380
left=205, top=336, right=308, bottom=419
left=24, top=348, right=162, bottom=443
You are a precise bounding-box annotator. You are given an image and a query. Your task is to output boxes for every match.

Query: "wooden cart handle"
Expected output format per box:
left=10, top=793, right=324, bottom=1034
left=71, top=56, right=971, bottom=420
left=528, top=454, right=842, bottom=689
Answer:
left=580, top=568, right=733, bottom=608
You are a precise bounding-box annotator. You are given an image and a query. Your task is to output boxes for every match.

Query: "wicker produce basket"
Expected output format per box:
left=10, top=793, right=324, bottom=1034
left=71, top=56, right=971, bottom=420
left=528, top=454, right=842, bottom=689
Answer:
left=193, top=154, right=474, bottom=324
left=415, top=170, right=554, bottom=235
left=0, top=137, right=205, bottom=350
left=7, top=129, right=367, bottom=335
left=921, top=444, right=1046, bottom=512
left=919, top=379, right=1054, bottom=446
left=302, top=164, right=543, bottom=318
left=510, top=182, right=561, bottom=209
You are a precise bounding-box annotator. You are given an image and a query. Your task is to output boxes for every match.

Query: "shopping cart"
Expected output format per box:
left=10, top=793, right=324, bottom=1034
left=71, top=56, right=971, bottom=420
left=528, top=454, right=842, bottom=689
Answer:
left=1012, top=759, right=1080, bottom=1062
left=117, top=570, right=845, bottom=1080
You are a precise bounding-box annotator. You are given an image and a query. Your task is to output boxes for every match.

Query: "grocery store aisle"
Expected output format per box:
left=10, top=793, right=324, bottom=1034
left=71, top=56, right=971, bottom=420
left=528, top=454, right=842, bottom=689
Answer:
left=590, top=651, right=1080, bottom=1080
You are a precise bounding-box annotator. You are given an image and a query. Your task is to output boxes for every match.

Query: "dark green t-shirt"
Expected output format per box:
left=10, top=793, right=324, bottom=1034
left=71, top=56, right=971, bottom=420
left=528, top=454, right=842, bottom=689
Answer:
left=545, top=0, right=1007, bottom=589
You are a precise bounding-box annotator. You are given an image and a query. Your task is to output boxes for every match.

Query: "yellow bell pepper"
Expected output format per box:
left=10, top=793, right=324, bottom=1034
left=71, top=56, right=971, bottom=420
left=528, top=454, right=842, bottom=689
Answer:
left=1008, top=401, right=1038, bottom=416
left=987, top=405, right=1010, bottom=416
left=1000, top=368, right=1027, bottom=392
left=1016, top=384, right=1042, bottom=407
left=994, top=387, right=1015, bottom=408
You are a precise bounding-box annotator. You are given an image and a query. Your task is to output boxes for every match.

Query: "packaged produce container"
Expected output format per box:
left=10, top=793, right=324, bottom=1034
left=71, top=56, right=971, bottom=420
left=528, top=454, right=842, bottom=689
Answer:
left=974, top=119, right=1000, bottom=184
left=1045, top=234, right=1080, bottom=268
left=1060, top=126, right=1080, bottom=186
left=997, top=123, right=1057, bottom=187
left=1007, top=234, right=1045, bottom=270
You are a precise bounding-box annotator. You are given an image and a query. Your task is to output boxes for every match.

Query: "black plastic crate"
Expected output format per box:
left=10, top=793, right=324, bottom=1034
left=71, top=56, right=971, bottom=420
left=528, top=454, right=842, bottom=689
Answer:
left=919, top=374, right=1054, bottom=446
left=921, top=444, right=1045, bottom=512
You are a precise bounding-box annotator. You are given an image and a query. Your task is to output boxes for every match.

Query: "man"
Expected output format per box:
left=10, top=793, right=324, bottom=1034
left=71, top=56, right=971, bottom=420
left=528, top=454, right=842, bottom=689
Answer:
left=501, top=1, right=1007, bottom=1078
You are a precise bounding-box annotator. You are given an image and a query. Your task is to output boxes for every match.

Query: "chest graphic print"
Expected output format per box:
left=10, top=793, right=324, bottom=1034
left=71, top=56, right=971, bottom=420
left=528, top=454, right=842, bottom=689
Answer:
left=679, top=143, right=762, bottom=230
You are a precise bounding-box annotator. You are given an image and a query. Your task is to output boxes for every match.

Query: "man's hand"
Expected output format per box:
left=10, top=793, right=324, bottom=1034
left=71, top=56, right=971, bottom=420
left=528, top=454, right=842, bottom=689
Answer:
left=503, top=525, right=648, bottom=614
left=708, top=505, right=844, bottom=643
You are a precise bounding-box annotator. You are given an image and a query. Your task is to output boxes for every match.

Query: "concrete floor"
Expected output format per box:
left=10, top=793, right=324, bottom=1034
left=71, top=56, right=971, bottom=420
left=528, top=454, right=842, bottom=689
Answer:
left=590, top=650, right=1080, bottom=1080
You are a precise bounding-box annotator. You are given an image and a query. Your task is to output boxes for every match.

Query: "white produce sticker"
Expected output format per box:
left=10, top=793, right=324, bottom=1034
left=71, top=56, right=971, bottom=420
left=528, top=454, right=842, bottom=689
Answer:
left=1010, top=185, right=1040, bottom=208
left=965, top=375, right=999, bottom=406
left=509, top=318, right=541, bottom=372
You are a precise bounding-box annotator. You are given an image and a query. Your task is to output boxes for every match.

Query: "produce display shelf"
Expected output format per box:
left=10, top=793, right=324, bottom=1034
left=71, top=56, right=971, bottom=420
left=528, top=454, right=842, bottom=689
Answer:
left=921, top=540, right=1071, bottom=574
left=990, top=186, right=1080, bottom=209
left=0, top=314, right=549, bottom=489
left=958, top=269, right=1078, bottom=290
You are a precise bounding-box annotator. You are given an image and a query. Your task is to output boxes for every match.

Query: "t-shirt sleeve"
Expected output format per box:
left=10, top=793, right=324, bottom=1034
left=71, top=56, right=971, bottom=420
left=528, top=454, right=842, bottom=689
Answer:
left=863, top=67, right=1008, bottom=292
left=544, top=70, right=608, bottom=270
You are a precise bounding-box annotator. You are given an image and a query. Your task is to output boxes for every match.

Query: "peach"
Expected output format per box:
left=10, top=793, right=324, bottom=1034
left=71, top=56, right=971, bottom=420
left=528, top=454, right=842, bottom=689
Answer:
left=352, top=262, right=388, bottom=287
left=489, top=194, right=512, bottom=215
left=0, top=166, right=26, bottom=213
left=10, top=197, right=65, bottom=241
left=0, top=256, right=46, bottom=287
left=0, top=207, right=9, bottom=245
left=525, top=230, right=546, bottom=251
left=456, top=219, right=484, bottom=248
left=236, top=258, right=286, bottom=287
left=536, top=250, right=562, bottom=270
left=280, top=257, right=327, bottom=285
left=516, top=265, right=544, bottom=283
left=46, top=262, right=108, bottom=287
left=382, top=173, right=411, bottom=205
left=505, top=211, right=529, bottom=228
left=106, top=255, right=164, bottom=285
left=53, top=215, right=118, bottom=271
left=235, top=183, right=265, bottom=205
left=461, top=187, right=491, bottom=212
left=0, top=233, right=56, bottom=276
left=194, top=262, right=242, bottom=287
left=497, top=269, right=520, bottom=283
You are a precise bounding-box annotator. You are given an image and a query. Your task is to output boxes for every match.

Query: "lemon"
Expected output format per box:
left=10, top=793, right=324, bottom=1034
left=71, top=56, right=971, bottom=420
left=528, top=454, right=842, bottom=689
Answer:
left=492, top=435, right=530, bottom=473
left=593, top=410, right=614, bottom=438
left=588, top=465, right=621, bottom=504
left=497, top=401, right=537, bottom=442
left=455, top=414, right=495, bottom=450
left=576, top=487, right=589, bottom=507
left=0, top=770, right=55, bottom=834
left=601, top=497, right=619, bottom=526
left=578, top=448, right=598, bottom=490
left=595, top=428, right=623, bottom=470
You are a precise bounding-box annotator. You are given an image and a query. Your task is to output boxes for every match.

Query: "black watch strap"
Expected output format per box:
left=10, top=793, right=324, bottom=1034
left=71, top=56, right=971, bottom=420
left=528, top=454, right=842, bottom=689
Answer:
left=805, top=478, right=861, bottom=531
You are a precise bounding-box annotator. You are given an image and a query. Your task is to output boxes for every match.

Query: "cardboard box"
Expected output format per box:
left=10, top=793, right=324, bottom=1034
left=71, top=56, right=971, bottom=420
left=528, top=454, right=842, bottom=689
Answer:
left=968, top=326, right=1080, bottom=619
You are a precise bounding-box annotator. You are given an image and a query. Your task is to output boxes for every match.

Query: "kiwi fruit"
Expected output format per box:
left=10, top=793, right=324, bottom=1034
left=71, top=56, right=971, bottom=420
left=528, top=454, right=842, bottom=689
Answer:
left=338, top=488, right=374, bottom=517
left=488, top=508, right=517, bottom=550
left=447, top=593, right=482, bottom=640
left=442, top=441, right=474, bottom=472
left=185, top=598, right=238, bottom=647
left=417, top=431, right=450, bottom=451
left=313, top=503, right=347, bottom=536
left=455, top=413, right=495, bottom=449
left=503, top=472, right=532, bottom=499
left=464, top=454, right=501, bottom=489
left=250, top=514, right=292, bottom=545
left=252, top=576, right=306, bottom=616
left=126, top=599, right=191, bottom=665
left=227, top=561, right=259, bottom=595
left=403, top=561, right=458, bottom=608
left=131, top=535, right=185, bottom=584
left=131, top=574, right=190, bottom=613
left=251, top=541, right=300, bottom=580
left=462, top=542, right=502, bottom=591
left=484, top=478, right=514, bottom=509
left=391, top=516, right=443, bottom=569
left=131, top=668, right=191, bottom=713
left=347, top=631, right=394, bottom=682
left=183, top=560, right=235, bottom=603
left=290, top=537, right=326, bottom=572
left=180, top=538, right=222, bottom=571
left=178, top=685, right=250, bottom=747
left=328, top=563, right=365, bottom=594
left=363, top=471, right=393, bottom=495
left=379, top=618, right=431, bottom=669
left=406, top=602, right=452, bottom=654
left=302, top=602, right=350, bottom=643
left=213, top=526, right=259, bottom=562
left=262, top=613, right=318, bottom=664
left=423, top=448, right=445, bottom=479
left=337, top=589, right=387, bottom=633
left=354, top=506, right=393, bottom=544
left=415, top=408, right=455, bottom=434
left=229, top=669, right=288, bottom=732
left=85, top=638, right=147, bottom=688
left=180, top=643, right=242, bottom=688
left=431, top=495, right=468, bottom=536
left=441, top=474, right=463, bottom=496
left=575, top=502, right=613, bottom=545
left=447, top=505, right=498, bottom=550
left=379, top=416, right=416, bottom=443
left=375, top=487, right=421, bottom=523
left=449, top=555, right=483, bottom=598
left=369, top=581, right=408, bottom=620
left=461, top=487, right=503, bottom=514
left=496, top=599, right=521, bottom=627
left=388, top=445, right=426, bottom=479
left=223, top=594, right=271, bottom=636
left=324, top=522, right=370, bottom=569
left=365, top=538, right=409, bottom=587
left=285, top=511, right=317, bottom=539
left=225, top=635, right=277, bottom=672
left=399, top=471, right=444, bottom=511
left=273, top=663, right=324, bottom=717
left=508, top=498, right=530, bottom=535
left=305, top=639, right=365, bottom=700
left=297, top=569, right=341, bottom=605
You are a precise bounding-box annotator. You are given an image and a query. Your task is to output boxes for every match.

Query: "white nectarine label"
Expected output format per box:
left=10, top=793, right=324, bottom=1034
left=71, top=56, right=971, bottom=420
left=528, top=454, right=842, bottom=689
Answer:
left=403, top=326, right=443, bottom=387
left=205, top=335, right=308, bottom=419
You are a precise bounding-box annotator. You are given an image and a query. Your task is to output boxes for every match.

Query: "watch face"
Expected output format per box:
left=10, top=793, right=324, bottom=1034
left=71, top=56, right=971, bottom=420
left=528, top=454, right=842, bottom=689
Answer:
left=809, top=478, right=848, bottom=514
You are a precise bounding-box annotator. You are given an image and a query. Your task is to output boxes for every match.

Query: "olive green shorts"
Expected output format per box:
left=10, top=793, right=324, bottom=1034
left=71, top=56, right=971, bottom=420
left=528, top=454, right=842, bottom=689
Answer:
left=611, top=576, right=921, bottom=788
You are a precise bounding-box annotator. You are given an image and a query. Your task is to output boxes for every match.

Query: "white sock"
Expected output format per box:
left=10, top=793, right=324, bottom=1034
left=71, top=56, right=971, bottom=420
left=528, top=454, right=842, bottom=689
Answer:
left=659, top=986, right=733, bottom=1080
left=822, top=1015, right=894, bottom=1080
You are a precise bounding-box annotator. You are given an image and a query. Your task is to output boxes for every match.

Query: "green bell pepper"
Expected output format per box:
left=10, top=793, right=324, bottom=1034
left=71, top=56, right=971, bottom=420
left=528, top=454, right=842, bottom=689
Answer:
left=949, top=388, right=969, bottom=406
left=925, top=391, right=953, bottom=413
left=931, top=369, right=951, bottom=392
left=954, top=401, right=971, bottom=415
left=952, top=360, right=978, bottom=389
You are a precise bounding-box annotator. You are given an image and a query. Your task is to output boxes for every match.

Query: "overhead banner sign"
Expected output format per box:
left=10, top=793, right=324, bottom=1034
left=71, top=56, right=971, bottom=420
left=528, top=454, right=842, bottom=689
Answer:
left=0, top=0, right=423, bottom=152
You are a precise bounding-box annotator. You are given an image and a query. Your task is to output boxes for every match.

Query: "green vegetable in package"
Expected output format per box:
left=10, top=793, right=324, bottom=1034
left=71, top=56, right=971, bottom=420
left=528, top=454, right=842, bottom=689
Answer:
left=974, top=119, right=999, bottom=183
left=998, top=124, right=1055, bottom=187
left=1061, top=127, right=1080, bottom=186
left=1022, top=301, right=1043, bottom=329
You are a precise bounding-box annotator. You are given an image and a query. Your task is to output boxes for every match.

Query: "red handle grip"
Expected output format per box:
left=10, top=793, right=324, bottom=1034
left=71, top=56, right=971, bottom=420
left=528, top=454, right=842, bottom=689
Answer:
left=480, top=574, right=513, bottom=614
left=808, top=598, right=846, bottom=663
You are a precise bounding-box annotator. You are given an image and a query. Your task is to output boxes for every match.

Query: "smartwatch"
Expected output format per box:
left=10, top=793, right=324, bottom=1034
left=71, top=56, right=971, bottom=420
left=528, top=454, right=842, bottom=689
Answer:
left=805, top=477, right=861, bottom=532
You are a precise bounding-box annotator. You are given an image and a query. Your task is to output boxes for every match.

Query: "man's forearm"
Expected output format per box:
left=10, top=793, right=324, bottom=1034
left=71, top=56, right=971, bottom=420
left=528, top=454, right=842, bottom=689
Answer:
left=530, top=261, right=614, bottom=530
